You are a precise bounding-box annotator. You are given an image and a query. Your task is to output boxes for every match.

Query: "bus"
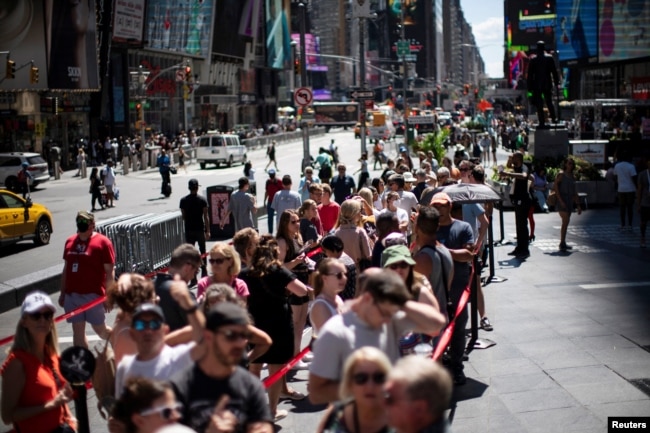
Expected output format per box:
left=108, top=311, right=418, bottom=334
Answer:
left=312, top=102, right=360, bottom=130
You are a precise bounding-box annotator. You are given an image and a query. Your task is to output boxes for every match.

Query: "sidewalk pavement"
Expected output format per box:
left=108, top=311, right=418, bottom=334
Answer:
left=450, top=205, right=650, bottom=433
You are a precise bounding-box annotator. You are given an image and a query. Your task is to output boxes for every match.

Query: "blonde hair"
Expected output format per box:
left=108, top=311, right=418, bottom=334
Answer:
left=310, top=258, right=339, bottom=297
left=339, top=347, right=392, bottom=399
left=335, top=199, right=362, bottom=227
left=209, top=243, right=241, bottom=277
left=357, top=188, right=373, bottom=211
left=201, top=283, right=243, bottom=314
left=12, top=313, right=59, bottom=357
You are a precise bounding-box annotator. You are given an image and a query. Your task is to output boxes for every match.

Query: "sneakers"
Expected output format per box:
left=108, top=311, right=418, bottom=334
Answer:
left=480, top=317, right=493, bottom=331
left=291, top=360, right=310, bottom=371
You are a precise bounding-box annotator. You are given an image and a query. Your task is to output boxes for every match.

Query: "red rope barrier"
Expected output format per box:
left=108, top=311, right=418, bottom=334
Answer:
left=431, top=263, right=475, bottom=361
left=262, top=346, right=311, bottom=389
left=0, top=295, right=108, bottom=347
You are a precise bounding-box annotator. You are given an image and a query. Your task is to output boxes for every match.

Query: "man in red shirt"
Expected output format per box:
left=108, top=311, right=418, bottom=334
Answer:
left=317, top=184, right=340, bottom=234
left=264, top=169, right=283, bottom=233
left=59, top=211, right=115, bottom=348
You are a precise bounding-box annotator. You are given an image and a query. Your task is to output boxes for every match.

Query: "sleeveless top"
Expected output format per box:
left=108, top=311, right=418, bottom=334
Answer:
left=321, top=400, right=393, bottom=433
left=1, top=349, right=74, bottom=433
left=557, top=172, right=577, bottom=213
left=309, top=296, right=341, bottom=336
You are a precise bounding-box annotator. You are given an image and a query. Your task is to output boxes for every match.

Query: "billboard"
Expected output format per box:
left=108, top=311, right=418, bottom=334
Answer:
left=506, top=0, right=556, bottom=50
left=45, top=0, right=100, bottom=89
left=556, top=0, right=598, bottom=63
left=112, top=0, right=146, bottom=44
left=0, top=1, right=49, bottom=91
left=598, top=0, right=650, bottom=62
left=265, top=0, right=291, bottom=69
left=212, top=0, right=249, bottom=59
left=144, top=0, right=213, bottom=58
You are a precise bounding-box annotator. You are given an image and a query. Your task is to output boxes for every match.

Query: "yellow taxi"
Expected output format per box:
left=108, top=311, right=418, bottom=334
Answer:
left=0, top=189, right=53, bottom=247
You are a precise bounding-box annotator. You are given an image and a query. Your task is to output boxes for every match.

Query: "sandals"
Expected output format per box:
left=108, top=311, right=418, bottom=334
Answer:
left=280, top=389, right=306, bottom=401
left=273, top=409, right=288, bottom=423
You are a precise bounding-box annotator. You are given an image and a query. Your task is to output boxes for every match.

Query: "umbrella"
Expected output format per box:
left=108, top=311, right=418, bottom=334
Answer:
left=441, top=183, right=501, bottom=204
left=278, top=106, right=295, bottom=113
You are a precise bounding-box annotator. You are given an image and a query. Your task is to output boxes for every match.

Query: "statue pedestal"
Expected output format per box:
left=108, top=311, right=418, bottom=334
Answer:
left=532, top=127, right=569, bottom=160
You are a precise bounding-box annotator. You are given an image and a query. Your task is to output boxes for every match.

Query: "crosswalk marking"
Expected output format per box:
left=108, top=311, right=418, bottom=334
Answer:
left=580, top=281, right=650, bottom=290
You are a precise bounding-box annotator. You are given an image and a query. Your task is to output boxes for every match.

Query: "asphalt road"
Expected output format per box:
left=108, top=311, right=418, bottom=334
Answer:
left=0, top=128, right=377, bottom=284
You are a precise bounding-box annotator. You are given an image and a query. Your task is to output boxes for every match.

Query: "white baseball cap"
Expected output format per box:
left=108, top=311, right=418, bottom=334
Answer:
left=21, top=291, right=56, bottom=316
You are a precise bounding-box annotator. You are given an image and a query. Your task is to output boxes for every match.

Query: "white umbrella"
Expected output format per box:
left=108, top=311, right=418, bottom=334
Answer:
left=278, top=106, right=295, bottom=113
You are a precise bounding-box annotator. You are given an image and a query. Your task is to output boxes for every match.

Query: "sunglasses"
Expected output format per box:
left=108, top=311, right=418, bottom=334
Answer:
left=208, top=257, right=229, bottom=265
left=388, top=262, right=410, bottom=270
left=140, top=403, right=183, bottom=420
left=373, top=301, right=396, bottom=320
left=76, top=218, right=91, bottom=224
left=132, top=319, right=163, bottom=331
left=290, top=220, right=300, bottom=224
left=216, top=329, right=251, bottom=342
left=28, top=311, right=54, bottom=321
left=325, top=271, right=347, bottom=280
left=353, top=371, right=386, bottom=386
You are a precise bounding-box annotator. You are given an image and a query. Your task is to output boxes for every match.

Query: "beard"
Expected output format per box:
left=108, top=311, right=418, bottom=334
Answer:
left=212, top=342, right=245, bottom=367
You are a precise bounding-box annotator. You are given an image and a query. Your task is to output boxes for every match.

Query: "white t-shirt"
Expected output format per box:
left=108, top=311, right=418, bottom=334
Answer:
left=115, top=343, right=194, bottom=397
left=613, top=161, right=637, bottom=193
left=102, top=166, right=116, bottom=186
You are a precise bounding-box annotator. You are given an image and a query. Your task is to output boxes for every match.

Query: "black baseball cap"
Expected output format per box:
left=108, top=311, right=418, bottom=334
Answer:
left=206, top=302, right=249, bottom=331
left=132, top=303, right=165, bottom=322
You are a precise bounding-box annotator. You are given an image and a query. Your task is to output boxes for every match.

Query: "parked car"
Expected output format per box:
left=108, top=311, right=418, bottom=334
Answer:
left=0, top=189, right=53, bottom=247
left=0, top=153, right=50, bottom=192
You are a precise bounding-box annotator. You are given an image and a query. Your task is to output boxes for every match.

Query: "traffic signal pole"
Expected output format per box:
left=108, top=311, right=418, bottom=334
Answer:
left=359, top=17, right=367, bottom=157
left=299, top=2, right=310, bottom=172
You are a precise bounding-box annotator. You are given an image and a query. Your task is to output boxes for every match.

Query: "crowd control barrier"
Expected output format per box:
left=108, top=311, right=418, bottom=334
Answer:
left=96, top=212, right=184, bottom=276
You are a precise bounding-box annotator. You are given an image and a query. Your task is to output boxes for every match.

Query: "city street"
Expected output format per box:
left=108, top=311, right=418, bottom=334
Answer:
left=0, top=132, right=649, bottom=432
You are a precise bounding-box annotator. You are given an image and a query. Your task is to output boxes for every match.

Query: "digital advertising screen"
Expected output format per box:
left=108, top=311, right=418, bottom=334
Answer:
left=598, top=0, right=650, bottom=62
left=212, top=0, right=249, bottom=59
left=144, top=0, right=214, bottom=58
left=555, top=0, right=598, bottom=63
left=265, top=0, right=291, bottom=69
left=506, top=0, right=556, bottom=50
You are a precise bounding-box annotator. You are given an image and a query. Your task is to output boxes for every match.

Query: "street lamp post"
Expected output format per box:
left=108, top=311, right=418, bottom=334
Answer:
left=400, top=2, right=409, bottom=140
left=359, top=17, right=367, bottom=157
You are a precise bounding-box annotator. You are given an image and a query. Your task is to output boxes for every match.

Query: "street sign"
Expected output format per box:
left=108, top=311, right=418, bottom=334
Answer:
left=349, top=89, right=374, bottom=99
left=397, top=40, right=410, bottom=56
left=294, top=87, right=313, bottom=106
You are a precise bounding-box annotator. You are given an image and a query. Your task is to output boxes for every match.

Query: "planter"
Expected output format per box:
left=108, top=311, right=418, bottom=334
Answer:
left=575, top=180, right=616, bottom=206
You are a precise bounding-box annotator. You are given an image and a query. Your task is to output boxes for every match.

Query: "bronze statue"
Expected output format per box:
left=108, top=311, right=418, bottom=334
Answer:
left=527, top=41, right=559, bottom=128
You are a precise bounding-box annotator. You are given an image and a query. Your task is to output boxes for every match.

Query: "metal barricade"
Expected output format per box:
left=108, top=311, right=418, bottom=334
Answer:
left=95, top=212, right=185, bottom=276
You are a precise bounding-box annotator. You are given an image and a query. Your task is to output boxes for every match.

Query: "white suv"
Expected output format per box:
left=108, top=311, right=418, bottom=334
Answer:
left=196, top=133, right=247, bottom=169
left=0, top=152, right=50, bottom=191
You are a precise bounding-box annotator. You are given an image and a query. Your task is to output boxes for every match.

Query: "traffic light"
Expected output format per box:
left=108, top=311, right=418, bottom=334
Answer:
left=463, top=84, right=469, bottom=95
left=184, top=65, right=191, bottom=81
left=294, top=59, right=301, bottom=75
left=135, top=103, right=143, bottom=121
left=6, top=59, right=16, bottom=79
left=30, top=66, right=39, bottom=84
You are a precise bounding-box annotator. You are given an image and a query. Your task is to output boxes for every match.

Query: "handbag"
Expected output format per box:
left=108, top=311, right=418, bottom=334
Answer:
left=169, top=166, right=178, bottom=174
left=546, top=191, right=557, bottom=207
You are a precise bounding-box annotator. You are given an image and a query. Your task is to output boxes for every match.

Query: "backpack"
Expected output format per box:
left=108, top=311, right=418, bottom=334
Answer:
left=17, top=170, right=27, bottom=183
left=92, top=338, right=116, bottom=419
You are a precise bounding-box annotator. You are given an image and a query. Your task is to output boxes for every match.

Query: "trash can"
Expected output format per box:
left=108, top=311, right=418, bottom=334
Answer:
left=207, top=185, right=234, bottom=240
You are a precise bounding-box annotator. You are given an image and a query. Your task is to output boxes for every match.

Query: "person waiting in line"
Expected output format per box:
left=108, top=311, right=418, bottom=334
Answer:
left=232, top=227, right=260, bottom=269
left=320, top=235, right=357, bottom=301
left=162, top=283, right=272, bottom=366
left=196, top=243, right=250, bottom=304
left=553, top=157, right=582, bottom=252
left=239, top=235, right=310, bottom=421
left=276, top=210, right=312, bottom=371
left=108, top=273, right=158, bottom=364
left=334, top=199, right=372, bottom=271
left=308, top=269, right=446, bottom=405
left=299, top=199, right=322, bottom=244
left=316, top=347, right=393, bottom=433
left=381, top=245, right=441, bottom=355
left=110, top=378, right=182, bottom=433
left=384, top=356, right=453, bottom=433
left=318, top=184, right=341, bottom=234
left=309, top=258, right=346, bottom=336
left=1, top=292, right=76, bottom=433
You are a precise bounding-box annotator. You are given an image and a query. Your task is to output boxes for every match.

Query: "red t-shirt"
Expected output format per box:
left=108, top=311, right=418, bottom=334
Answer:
left=1, top=349, right=74, bottom=433
left=265, top=178, right=283, bottom=203
left=318, top=201, right=341, bottom=233
left=63, top=232, right=115, bottom=295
